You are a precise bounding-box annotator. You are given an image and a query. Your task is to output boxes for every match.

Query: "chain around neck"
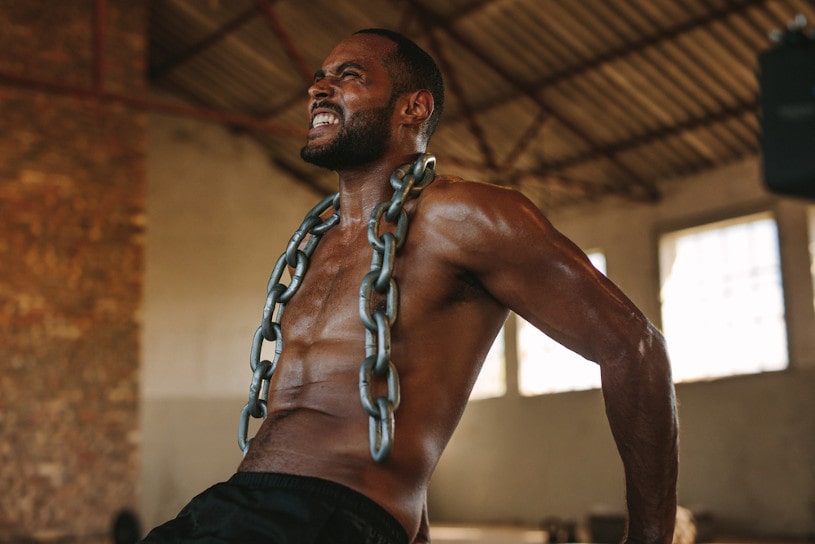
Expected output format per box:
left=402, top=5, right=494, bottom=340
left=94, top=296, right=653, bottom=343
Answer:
left=238, top=153, right=437, bottom=462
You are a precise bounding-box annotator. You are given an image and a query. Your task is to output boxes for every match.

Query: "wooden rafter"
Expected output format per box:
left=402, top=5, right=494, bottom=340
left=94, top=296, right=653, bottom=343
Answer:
left=255, top=0, right=313, bottom=86
left=0, top=70, right=306, bottom=138
left=149, top=4, right=261, bottom=81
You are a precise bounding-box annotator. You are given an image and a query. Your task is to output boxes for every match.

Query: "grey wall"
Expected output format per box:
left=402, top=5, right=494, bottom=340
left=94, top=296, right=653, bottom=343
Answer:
left=431, top=368, right=815, bottom=537
left=142, top=115, right=815, bottom=538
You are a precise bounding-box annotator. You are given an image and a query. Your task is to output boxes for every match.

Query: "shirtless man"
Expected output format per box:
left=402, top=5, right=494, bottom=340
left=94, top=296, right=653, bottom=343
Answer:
left=140, top=29, right=678, bottom=544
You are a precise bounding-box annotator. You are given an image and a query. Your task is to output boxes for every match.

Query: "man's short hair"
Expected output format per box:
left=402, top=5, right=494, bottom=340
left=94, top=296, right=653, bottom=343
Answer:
left=354, top=28, right=445, bottom=140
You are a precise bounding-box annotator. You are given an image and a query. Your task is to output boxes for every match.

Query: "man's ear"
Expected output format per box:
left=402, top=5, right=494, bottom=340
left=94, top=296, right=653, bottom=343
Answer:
left=399, top=89, right=434, bottom=127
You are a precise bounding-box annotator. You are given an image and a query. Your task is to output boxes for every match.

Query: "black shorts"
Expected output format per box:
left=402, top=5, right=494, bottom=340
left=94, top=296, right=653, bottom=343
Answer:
left=138, top=472, right=409, bottom=544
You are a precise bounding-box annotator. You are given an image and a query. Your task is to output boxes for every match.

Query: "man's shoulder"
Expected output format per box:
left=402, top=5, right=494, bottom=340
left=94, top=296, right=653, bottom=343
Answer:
left=411, top=173, right=550, bottom=252
left=420, top=173, right=527, bottom=208
left=425, top=173, right=504, bottom=191
left=417, top=173, right=541, bottom=223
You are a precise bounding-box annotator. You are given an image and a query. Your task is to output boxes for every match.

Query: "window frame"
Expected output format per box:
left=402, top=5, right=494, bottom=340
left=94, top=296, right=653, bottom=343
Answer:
left=656, top=208, right=790, bottom=383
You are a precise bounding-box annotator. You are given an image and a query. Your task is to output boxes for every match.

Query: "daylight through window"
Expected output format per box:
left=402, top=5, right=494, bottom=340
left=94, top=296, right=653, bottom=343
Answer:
left=659, top=212, right=788, bottom=382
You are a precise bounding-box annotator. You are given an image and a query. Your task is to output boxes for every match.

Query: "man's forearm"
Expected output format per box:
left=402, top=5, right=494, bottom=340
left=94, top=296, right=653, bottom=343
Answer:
left=602, top=331, right=679, bottom=544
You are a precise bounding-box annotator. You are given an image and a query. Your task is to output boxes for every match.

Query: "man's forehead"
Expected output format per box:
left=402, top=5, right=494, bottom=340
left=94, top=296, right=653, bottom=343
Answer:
left=321, top=34, right=395, bottom=70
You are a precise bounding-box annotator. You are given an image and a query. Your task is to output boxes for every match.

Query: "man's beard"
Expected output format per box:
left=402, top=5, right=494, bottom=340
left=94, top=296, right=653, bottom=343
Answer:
left=300, top=104, right=393, bottom=171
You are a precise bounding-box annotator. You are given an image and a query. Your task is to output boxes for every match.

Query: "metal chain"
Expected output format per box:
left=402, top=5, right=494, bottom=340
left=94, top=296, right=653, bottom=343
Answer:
left=359, top=154, right=436, bottom=461
left=238, top=154, right=436, bottom=462
left=238, top=192, right=341, bottom=454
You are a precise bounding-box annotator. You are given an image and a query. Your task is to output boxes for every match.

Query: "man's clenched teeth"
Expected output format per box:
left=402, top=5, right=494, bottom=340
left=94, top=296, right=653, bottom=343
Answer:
left=311, top=112, right=340, bottom=128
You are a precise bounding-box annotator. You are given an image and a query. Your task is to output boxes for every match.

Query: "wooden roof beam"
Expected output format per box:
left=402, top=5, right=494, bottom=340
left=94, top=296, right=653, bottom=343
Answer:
left=255, top=0, right=313, bottom=87
left=149, top=4, right=261, bottom=81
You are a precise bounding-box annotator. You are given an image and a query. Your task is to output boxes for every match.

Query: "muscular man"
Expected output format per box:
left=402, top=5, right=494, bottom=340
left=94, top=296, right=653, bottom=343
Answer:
left=140, top=28, right=678, bottom=544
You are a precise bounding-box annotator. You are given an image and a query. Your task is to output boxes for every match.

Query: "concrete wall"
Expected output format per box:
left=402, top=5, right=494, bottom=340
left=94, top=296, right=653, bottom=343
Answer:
left=141, top=114, right=815, bottom=538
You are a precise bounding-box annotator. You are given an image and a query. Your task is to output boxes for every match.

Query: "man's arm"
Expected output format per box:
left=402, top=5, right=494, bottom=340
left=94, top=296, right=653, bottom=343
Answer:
left=600, top=320, right=678, bottom=544
left=428, top=180, right=678, bottom=543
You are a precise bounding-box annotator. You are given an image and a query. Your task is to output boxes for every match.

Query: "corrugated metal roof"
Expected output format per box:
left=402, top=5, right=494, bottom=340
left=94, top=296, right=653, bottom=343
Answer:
left=148, top=0, right=815, bottom=210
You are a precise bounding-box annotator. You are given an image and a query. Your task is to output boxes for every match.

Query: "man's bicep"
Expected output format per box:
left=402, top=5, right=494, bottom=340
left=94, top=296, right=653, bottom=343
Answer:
left=473, top=199, right=641, bottom=363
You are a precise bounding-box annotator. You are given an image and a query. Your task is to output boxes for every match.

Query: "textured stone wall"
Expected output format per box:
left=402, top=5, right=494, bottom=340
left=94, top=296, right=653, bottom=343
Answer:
left=0, top=2, right=146, bottom=541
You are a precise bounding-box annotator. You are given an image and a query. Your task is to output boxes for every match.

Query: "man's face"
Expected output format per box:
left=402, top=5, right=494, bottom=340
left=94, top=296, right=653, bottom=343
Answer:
left=300, top=100, right=394, bottom=171
left=300, top=35, right=397, bottom=171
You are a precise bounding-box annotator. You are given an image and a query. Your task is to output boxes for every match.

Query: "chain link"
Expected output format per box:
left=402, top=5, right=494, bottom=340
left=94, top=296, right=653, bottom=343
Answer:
left=237, top=154, right=436, bottom=461
left=238, top=192, right=340, bottom=454
left=358, top=154, right=435, bottom=461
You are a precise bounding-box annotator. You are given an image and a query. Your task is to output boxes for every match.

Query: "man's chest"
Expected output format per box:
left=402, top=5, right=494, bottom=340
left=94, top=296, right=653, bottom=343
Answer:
left=282, top=237, right=481, bottom=337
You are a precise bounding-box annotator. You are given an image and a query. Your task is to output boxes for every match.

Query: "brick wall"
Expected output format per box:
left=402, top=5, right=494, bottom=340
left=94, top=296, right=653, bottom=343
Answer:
left=0, top=2, right=146, bottom=541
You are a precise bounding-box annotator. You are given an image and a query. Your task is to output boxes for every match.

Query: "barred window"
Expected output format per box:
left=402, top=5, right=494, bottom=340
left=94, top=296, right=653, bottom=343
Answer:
left=659, top=212, right=788, bottom=382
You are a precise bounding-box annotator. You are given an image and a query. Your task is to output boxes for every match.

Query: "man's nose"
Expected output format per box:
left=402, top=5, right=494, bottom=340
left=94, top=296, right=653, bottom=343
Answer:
left=308, top=78, right=333, bottom=99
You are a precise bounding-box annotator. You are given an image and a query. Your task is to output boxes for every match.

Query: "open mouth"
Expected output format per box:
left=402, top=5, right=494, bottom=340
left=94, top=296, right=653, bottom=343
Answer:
left=310, top=111, right=341, bottom=129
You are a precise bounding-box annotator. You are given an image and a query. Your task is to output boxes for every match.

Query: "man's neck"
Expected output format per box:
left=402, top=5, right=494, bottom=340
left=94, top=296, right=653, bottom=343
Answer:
left=335, top=152, right=422, bottom=225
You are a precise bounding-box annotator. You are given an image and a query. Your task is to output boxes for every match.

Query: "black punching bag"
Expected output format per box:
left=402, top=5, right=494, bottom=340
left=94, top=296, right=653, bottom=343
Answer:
left=759, top=17, right=815, bottom=199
